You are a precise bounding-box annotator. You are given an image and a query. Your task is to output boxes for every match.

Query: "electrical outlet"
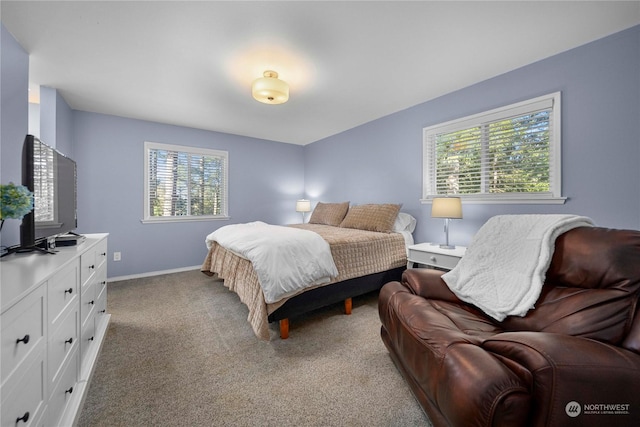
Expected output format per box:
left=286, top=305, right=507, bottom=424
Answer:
left=113, top=252, right=121, bottom=261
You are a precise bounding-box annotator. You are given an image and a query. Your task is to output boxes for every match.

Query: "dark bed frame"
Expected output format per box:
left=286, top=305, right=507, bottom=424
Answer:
left=267, top=266, right=405, bottom=338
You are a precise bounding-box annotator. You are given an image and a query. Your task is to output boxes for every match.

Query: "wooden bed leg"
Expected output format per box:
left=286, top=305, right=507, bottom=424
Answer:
left=279, top=319, right=289, bottom=339
left=344, top=297, right=352, bottom=315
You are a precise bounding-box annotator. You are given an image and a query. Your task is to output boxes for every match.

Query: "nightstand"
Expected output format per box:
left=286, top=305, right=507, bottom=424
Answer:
left=407, top=243, right=466, bottom=271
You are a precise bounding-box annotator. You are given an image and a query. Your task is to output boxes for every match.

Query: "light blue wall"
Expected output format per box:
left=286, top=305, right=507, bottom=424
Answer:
left=40, top=86, right=57, bottom=149
left=305, top=25, right=640, bottom=247
left=72, top=111, right=305, bottom=277
left=38, top=85, right=74, bottom=157
left=0, top=23, right=29, bottom=247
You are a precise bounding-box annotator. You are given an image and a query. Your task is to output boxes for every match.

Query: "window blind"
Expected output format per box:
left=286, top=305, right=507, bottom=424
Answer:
left=33, top=142, right=56, bottom=223
left=145, top=142, right=228, bottom=220
left=423, top=92, right=561, bottom=201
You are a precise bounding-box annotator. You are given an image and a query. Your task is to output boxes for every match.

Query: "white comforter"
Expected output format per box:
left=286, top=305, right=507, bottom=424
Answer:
left=442, top=214, right=593, bottom=321
left=205, top=222, right=338, bottom=304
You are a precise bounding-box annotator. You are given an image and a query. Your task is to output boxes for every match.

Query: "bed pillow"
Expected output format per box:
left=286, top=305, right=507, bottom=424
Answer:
left=308, top=201, right=350, bottom=226
left=339, top=203, right=402, bottom=233
left=393, top=212, right=417, bottom=233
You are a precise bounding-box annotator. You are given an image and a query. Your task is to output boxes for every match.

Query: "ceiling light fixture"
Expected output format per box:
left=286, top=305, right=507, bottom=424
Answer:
left=252, top=70, right=289, bottom=104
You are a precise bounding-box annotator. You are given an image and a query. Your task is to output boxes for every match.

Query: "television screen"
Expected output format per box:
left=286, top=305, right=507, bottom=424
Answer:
left=21, top=135, right=77, bottom=249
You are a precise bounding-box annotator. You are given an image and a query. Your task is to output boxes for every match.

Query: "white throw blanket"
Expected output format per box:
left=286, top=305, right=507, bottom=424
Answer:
left=442, top=214, right=594, bottom=321
left=205, top=222, right=338, bottom=304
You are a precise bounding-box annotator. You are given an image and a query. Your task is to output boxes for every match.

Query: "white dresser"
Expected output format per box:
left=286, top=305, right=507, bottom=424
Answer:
left=1, top=234, right=109, bottom=427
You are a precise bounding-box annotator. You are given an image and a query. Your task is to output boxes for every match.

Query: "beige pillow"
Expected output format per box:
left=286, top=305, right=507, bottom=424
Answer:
left=308, top=202, right=350, bottom=226
left=339, top=204, right=402, bottom=233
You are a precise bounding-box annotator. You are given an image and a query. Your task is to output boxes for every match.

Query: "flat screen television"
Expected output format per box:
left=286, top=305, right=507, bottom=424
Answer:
left=20, top=134, right=77, bottom=252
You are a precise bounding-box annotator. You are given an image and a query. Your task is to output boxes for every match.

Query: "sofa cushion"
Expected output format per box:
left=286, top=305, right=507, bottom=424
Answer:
left=502, top=227, right=640, bottom=347
left=546, top=226, right=640, bottom=291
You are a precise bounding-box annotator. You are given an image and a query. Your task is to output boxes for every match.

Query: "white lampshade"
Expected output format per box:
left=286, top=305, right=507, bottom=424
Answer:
left=252, top=70, right=289, bottom=104
left=296, top=199, right=311, bottom=213
left=431, top=197, right=462, bottom=219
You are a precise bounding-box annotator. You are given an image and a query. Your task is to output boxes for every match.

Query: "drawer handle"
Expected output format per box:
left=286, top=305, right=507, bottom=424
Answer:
left=16, top=412, right=30, bottom=424
left=88, top=336, right=94, bottom=341
left=16, top=334, right=30, bottom=345
left=65, top=337, right=73, bottom=345
left=88, top=300, right=95, bottom=305
left=101, top=281, right=107, bottom=285
left=99, top=309, right=106, bottom=314
left=65, top=287, right=73, bottom=294
left=100, top=252, right=106, bottom=256
left=89, top=265, right=95, bottom=270
left=65, top=386, right=74, bottom=395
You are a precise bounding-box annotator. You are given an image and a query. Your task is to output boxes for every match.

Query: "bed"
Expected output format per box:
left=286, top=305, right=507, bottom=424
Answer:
left=201, top=202, right=415, bottom=340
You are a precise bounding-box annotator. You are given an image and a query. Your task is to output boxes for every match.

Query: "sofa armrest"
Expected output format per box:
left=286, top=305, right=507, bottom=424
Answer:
left=484, top=332, right=640, bottom=427
left=402, top=268, right=465, bottom=303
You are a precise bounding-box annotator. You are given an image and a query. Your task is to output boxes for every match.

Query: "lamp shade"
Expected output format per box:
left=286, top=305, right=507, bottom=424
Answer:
left=296, top=199, right=311, bottom=213
left=252, top=70, right=289, bottom=104
left=431, top=197, right=462, bottom=219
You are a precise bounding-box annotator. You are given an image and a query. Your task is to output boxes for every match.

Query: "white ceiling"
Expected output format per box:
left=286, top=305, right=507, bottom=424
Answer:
left=2, top=1, right=639, bottom=145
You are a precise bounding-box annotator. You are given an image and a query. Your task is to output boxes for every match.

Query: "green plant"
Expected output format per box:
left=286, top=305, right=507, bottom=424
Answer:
left=0, top=182, right=33, bottom=221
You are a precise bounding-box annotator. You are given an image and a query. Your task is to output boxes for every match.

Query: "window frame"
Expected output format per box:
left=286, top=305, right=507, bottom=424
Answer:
left=422, top=92, right=565, bottom=205
left=142, top=141, right=229, bottom=223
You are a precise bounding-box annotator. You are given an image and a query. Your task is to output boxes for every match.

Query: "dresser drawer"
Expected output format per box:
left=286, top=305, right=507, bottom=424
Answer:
left=1, top=285, right=46, bottom=386
left=48, top=260, right=79, bottom=327
left=94, top=266, right=107, bottom=300
left=49, top=305, right=78, bottom=387
left=95, top=238, right=108, bottom=270
left=0, top=348, right=46, bottom=427
left=46, top=349, right=79, bottom=427
left=80, top=313, right=96, bottom=369
left=96, top=283, right=107, bottom=317
left=81, top=279, right=97, bottom=330
left=80, top=250, right=97, bottom=289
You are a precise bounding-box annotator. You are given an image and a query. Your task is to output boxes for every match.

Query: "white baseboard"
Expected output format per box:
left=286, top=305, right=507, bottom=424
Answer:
left=108, top=265, right=201, bottom=282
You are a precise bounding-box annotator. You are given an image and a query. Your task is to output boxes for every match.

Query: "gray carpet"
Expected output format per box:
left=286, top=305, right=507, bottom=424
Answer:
left=77, top=270, right=431, bottom=426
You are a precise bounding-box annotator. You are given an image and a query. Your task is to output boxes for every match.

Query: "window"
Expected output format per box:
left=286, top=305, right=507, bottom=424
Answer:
left=143, top=141, right=228, bottom=222
left=33, top=141, right=56, bottom=223
left=423, top=92, right=564, bottom=204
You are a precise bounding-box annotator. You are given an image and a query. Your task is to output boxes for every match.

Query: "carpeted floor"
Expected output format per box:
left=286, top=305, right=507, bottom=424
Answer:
left=77, top=270, right=431, bottom=426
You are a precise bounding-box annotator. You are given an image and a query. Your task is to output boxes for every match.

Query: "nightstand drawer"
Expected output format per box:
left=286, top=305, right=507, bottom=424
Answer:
left=409, top=250, right=460, bottom=270
left=407, top=243, right=466, bottom=271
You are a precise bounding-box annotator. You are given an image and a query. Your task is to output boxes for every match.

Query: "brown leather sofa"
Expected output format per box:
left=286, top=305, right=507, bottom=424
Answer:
left=379, top=226, right=640, bottom=427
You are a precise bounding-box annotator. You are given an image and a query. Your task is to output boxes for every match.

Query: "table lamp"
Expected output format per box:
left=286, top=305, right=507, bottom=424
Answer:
left=296, top=199, right=311, bottom=222
left=431, top=197, right=462, bottom=249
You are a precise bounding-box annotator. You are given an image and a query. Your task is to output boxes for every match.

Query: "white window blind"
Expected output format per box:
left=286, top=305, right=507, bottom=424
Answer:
left=33, top=142, right=56, bottom=223
left=423, top=92, right=564, bottom=204
left=143, top=141, right=228, bottom=222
